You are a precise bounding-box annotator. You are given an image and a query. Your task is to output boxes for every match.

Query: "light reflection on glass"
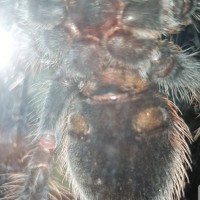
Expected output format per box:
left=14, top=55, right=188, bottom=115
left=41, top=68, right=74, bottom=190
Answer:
left=0, top=28, right=14, bottom=73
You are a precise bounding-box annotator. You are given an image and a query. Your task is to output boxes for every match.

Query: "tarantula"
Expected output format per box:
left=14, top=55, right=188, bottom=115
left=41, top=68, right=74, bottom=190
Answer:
left=0, top=0, right=200, bottom=200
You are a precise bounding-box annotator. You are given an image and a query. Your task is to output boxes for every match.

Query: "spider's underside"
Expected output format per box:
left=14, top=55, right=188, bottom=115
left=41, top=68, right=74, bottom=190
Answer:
left=0, top=0, right=200, bottom=200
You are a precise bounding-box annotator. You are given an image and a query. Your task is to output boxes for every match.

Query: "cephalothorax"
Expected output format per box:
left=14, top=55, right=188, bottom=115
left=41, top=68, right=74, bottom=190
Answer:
left=0, top=0, right=200, bottom=200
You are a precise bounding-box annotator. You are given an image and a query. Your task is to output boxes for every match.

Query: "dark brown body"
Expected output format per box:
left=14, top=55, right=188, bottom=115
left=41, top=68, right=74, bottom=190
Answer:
left=0, top=0, right=200, bottom=200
